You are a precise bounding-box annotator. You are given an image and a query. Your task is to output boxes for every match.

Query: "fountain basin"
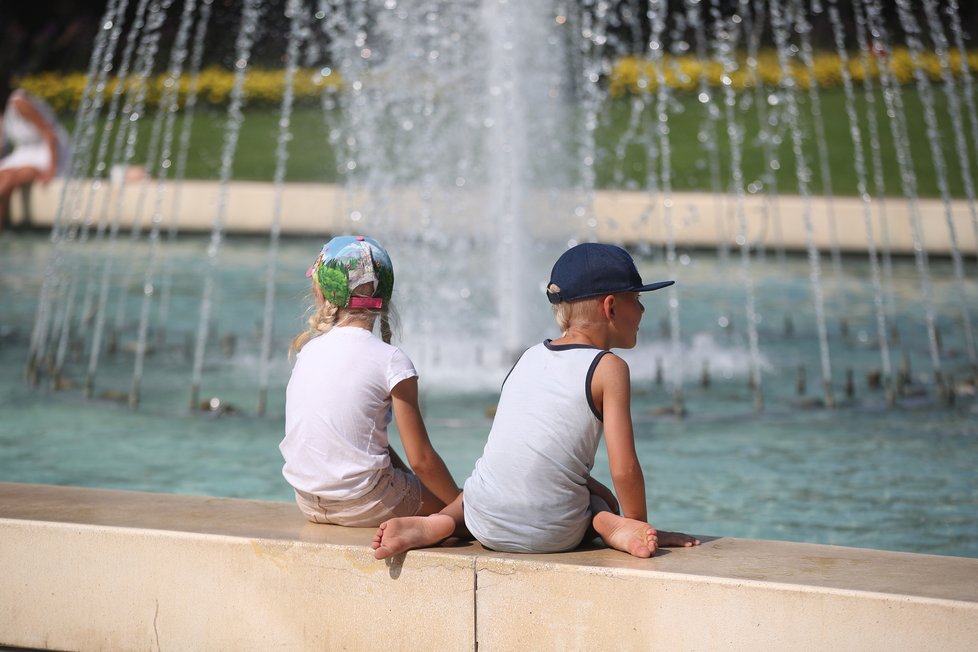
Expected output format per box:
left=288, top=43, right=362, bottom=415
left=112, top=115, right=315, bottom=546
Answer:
left=1, top=482, right=976, bottom=651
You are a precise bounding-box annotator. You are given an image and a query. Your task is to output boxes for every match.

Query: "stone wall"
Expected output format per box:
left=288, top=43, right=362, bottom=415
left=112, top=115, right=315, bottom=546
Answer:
left=1, top=483, right=976, bottom=651
left=13, top=180, right=978, bottom=255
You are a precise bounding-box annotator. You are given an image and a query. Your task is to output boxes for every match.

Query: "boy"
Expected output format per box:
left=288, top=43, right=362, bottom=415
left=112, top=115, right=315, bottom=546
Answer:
left=372, top=243, right=699, bottom=559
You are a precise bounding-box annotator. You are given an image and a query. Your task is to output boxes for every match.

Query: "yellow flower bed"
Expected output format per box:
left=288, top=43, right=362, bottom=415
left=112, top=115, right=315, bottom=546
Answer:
left=609, top=47, right=978, bottom=96
left=17, top=48, right=978, bottom=111
left=17, top=66, right=343, bottom=113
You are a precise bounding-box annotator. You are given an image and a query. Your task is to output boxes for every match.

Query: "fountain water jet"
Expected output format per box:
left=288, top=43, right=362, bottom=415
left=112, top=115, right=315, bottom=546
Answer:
left=826, top=0, right=894, bottom=404
left=16, top=0, right=978, bottom=419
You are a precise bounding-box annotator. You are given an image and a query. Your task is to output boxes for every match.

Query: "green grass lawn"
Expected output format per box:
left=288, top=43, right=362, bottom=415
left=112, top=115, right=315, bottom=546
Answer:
left=593, top=85, right=978, bottom=198
left=63, top=85, right=977, bottom=198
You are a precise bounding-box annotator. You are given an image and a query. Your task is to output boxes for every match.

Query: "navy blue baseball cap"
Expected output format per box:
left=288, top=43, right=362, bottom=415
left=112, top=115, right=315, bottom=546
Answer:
left=546, top=243, right=674, bottom=304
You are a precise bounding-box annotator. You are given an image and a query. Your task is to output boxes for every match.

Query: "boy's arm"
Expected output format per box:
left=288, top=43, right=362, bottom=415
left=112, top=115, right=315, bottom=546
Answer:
left=594, top=354, right=702, bottom=548
left=390, top=376, right=461, bottom=504
left=593, top=353, right=648, bottom=522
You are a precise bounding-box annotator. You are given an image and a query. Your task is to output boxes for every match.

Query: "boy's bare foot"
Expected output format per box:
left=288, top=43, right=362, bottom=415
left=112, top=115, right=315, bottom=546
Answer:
left=592, top=511, right=658, bottom=558
left=371, top=514, right=455, bottom=560
left=657, top=530, right=701, bottom=547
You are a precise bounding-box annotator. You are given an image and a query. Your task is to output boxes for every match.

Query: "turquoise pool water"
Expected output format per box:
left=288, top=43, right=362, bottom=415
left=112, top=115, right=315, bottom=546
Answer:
left=1, top=231, right=976, bottom=557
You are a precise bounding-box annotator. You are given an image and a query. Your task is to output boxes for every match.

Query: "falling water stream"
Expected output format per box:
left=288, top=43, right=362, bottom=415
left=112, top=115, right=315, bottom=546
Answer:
left=769, top=0, right=834, bottom=408
left=13, top=0, right=977, bottom=411
left=714, top=2, right=764, bottom=412
left=86, top=0, right=156, bottom=397
left=943, top=0, right=978, bottom=260
left=740, top=0, right=786, bottom=270
left=189, top=0, right=262, bottom=409
left=256, top=0, right=304, bottom=417
left=864, top=0, right=944, bottom=395
left=692, top=0, right=728, bottom=269
left=646, top=0, right=685, bottom=413
left=156, top=0, right=214, bottom=347
left=852, top=0, right=898, bottom=327
left=130, top=0, right=198, bottom=408
left=895, top=0, right=976, bottom=373
left=826, top=0, right=893, bottom=403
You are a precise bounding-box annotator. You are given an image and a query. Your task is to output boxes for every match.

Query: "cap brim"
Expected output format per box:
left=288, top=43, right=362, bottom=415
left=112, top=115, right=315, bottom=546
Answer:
left=636, top=280, right=675, bottom=293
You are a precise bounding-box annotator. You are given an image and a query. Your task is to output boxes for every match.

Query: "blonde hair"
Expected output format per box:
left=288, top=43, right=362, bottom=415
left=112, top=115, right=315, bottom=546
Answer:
left=290, top=281, right=395, bottom=356
left=552, top=296, right=605, bottom=333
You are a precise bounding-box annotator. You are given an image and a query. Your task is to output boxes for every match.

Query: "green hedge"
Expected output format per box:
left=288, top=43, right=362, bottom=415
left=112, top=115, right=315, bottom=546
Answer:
left=20, top=48, right=978, bottom=112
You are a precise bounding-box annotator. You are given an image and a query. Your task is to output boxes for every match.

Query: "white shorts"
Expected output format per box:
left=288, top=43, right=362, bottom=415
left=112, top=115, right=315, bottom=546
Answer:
left=293, top=467, right=422, bottom=527
left=0, top=144, right=52, bottom=171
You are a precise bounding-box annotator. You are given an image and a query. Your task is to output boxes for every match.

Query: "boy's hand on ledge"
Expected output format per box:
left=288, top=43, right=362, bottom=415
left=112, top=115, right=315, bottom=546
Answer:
left=656, top=530, right=701, bottom=547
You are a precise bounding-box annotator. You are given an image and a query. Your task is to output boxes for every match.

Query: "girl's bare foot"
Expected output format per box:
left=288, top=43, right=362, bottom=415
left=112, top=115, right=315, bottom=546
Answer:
left=657, top=530, right=701, bottom=547
left=592, top=512, right=658, bottom=558
left=371, top=514, right=455, bottom=560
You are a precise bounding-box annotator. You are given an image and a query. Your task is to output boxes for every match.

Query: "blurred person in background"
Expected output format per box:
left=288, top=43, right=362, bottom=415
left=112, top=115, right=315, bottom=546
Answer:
left=0, top=83, right=70, bottom=231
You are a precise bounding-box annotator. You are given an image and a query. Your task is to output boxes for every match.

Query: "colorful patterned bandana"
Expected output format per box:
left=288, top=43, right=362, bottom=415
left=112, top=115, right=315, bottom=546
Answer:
left=306, top=235, right=394, bottom=308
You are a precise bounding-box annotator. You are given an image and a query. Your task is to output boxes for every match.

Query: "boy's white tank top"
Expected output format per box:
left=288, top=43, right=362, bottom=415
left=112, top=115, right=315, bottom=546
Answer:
left=463, top=340, right=608, bottom=553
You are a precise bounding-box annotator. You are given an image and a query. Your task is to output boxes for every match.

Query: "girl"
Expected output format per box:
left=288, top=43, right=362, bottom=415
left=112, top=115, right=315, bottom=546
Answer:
left=280, top=235, right=460, bottom=527
left=0, top=86, right=71, bottom=231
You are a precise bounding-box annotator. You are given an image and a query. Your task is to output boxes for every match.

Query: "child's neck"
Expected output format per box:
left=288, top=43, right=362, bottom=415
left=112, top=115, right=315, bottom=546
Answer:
left=552, top=325, right=612, bottom=350
left=338, top=315, right=376, bottom=331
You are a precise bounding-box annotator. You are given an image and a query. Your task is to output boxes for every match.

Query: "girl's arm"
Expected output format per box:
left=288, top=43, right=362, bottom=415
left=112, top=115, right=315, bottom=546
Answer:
left=390, top=376, right=461, bottom=505
left=592, top=353, right=648, bottom=522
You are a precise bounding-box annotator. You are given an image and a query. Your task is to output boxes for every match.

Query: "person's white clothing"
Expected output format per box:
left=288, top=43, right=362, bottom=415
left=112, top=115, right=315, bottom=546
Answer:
left=462, top=340, right=609, bottom=553
left=0, top=90, right=70, bottom=174
left=280, top=326, right=417, bottom=500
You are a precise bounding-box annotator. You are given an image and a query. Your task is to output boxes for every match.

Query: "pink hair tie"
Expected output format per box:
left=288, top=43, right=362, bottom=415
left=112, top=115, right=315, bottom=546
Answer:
left=348, top=296, right=383, bottom=309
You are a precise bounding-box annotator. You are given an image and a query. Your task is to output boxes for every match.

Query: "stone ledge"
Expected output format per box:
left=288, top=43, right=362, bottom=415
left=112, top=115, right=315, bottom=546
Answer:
left=13, top=179, right=978, bottom=255
left=1, top=483, right=976, bottom=650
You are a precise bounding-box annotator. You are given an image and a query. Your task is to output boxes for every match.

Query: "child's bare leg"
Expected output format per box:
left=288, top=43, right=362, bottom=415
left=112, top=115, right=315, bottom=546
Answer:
left=0, top=178, right=13, bottom=231
left=0, top=168, right=38, bottom=232
left=372, top=493, right=464, bottom=560
left=371, top=514, right=455, bottom=560
left=591, top=511, right=658, bottom=558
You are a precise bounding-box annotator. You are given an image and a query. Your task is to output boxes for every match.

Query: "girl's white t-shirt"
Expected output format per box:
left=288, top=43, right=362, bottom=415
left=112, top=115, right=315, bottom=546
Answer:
left=280, top=326, right=417, bottom=500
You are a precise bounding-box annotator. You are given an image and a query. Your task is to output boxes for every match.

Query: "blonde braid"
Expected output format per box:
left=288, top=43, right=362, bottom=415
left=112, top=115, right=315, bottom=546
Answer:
left=290, top=300, right=340, bottom=357
left=380, top=312, right=392, bottom=344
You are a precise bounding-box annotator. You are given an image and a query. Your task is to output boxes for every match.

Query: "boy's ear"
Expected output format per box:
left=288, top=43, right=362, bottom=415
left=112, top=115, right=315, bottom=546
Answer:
left=601, top=294, right=616, bottom=319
